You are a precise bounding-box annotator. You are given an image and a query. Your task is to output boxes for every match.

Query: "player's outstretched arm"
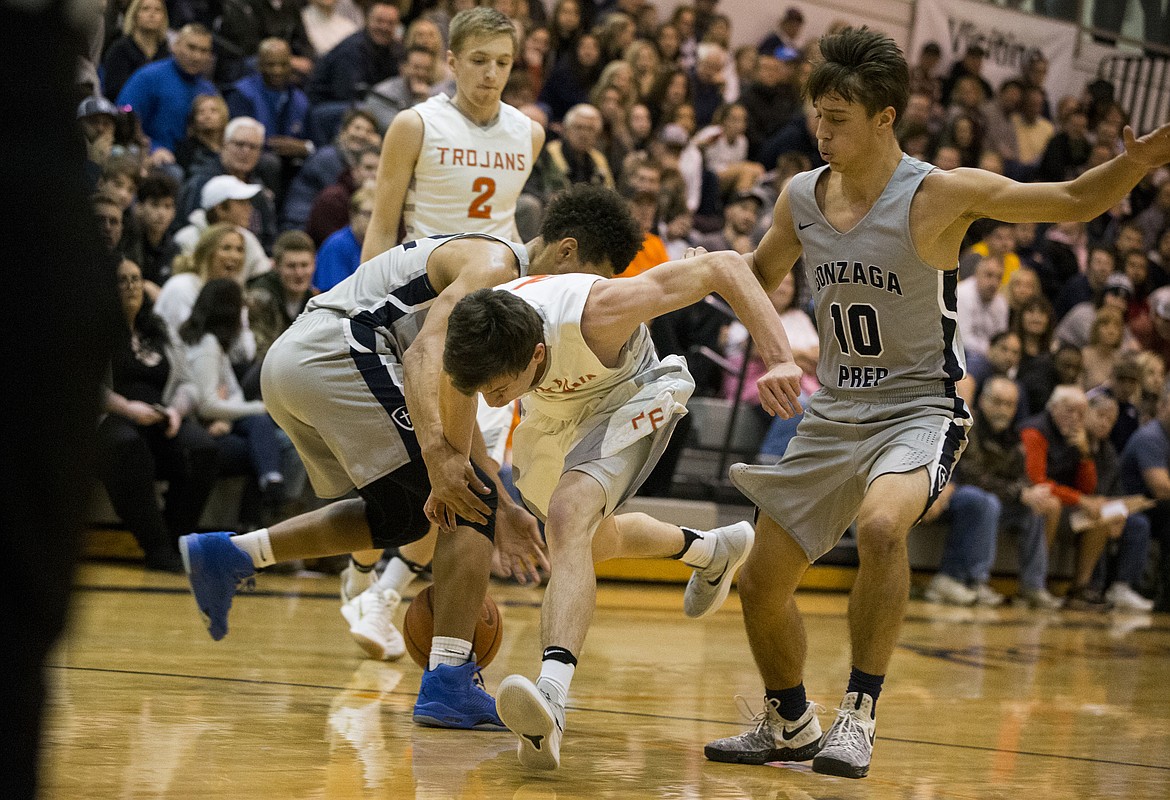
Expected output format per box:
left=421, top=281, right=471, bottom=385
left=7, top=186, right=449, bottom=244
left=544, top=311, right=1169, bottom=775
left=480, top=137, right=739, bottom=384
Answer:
left=583, top=249, right=804, bottom=418
left=362, top=110, right=424, bottom=261
left=941, top=122, right=1170, bottom=227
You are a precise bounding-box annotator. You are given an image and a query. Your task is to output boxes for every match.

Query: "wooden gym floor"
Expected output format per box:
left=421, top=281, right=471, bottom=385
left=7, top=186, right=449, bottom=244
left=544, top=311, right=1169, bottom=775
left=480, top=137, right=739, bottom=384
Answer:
left=40, top=560, right=1170, bottom=799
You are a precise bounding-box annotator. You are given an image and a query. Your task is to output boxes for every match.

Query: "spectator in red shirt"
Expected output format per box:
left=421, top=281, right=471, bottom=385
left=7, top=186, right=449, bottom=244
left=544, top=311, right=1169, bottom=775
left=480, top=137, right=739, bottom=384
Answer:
left=1020, top=385, right=1115, bottom=609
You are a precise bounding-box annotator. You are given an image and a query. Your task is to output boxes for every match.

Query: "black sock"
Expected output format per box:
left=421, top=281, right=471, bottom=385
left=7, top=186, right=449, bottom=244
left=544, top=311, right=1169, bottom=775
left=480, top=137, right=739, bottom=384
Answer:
left=765, top=683, right=807, bottom=721
left=669, top=528, right=702, bottom=560
left=542, top=646, right=578, bottom=666
left=846, top=667, right=884, bottom=711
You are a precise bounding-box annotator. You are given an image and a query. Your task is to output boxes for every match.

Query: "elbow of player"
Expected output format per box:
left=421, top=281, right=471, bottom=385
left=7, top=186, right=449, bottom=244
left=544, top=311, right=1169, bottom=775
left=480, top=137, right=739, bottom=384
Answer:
left=708, top=250, right=749, bottom=285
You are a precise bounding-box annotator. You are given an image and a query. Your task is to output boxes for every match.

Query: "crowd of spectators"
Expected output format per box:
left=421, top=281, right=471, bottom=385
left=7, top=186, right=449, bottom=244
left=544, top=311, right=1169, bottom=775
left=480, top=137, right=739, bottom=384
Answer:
left=74, top=0, right=1170, bottom=611
left=897, top=37, right=1170, bottom=614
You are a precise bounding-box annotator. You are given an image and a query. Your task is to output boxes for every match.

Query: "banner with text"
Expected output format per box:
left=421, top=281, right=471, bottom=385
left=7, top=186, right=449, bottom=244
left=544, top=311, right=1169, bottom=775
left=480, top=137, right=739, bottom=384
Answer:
left=910, top=0, right=1079, bottom=104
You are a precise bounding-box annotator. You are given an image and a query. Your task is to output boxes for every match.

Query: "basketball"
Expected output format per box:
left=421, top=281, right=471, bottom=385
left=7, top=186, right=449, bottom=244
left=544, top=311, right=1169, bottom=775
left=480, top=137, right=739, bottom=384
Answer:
left=403, top=584, right=503, bottom=669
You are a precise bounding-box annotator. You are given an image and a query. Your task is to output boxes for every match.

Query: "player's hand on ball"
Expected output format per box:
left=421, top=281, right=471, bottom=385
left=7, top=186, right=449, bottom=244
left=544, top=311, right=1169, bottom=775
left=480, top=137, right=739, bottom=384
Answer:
left=757, top=361, right=804, bottom=419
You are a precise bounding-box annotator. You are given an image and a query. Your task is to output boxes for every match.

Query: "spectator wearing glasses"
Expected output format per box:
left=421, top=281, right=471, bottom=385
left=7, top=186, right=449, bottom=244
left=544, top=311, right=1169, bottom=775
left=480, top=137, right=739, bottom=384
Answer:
left=97, top=258, right=219, bottom=573
left=179, top=117, right=278, bottom=253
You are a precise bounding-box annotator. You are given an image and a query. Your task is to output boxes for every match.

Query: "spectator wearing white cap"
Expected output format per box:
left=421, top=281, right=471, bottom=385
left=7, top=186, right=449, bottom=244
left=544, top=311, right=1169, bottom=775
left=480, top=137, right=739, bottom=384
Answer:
left=174, top=174, right=272, bottom=281
left=1134, top=287, right=1170, bottom=370
left=178, top=117, right=279, bottom=252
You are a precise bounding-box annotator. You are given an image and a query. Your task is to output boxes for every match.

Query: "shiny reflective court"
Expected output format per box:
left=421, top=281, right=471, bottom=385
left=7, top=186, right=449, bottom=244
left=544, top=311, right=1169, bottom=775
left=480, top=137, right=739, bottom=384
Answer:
left=42, top=564, right=1170, bottom=799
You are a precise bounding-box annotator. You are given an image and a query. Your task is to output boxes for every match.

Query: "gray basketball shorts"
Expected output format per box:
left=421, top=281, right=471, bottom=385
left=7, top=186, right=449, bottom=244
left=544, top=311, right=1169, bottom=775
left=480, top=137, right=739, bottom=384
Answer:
left=730, top=388, right=971, bottom=562
left=260, top=309, right=419, bottom=500
left=513, top=356, right=695, bottom=520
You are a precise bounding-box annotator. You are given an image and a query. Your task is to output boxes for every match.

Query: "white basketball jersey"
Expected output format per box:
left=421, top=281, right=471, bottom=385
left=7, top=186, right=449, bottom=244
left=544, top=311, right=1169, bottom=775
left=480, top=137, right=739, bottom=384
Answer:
left=405, top=94, right=534, bottom=242
left=307, top=232, right=528, bottom=360
left=500, top=272, right=657, bottom=422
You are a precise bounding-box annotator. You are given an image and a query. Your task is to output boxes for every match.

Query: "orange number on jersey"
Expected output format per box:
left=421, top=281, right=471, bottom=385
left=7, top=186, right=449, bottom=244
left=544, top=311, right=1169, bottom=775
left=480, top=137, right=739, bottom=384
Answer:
left=468, top=177, right=495, bottom=219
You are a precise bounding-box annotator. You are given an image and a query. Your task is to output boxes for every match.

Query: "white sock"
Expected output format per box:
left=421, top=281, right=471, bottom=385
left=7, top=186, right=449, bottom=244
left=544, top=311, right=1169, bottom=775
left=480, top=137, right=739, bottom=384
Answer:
left=677, top=527, right=717, bottom=569
left=343, top=560, right=376, bottom=598
left=232, top=529, right=277, bottom=568
left=536, top=661, right=574, bottom=709
left=429, top=636, right=473, bottom=670
left=376, top=555, right=418, bottom=595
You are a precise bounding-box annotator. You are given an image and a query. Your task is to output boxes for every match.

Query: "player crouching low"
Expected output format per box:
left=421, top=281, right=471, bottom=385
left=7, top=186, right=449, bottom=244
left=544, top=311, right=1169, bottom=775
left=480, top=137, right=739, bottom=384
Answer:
left=427, top=245, right=804, bottom=768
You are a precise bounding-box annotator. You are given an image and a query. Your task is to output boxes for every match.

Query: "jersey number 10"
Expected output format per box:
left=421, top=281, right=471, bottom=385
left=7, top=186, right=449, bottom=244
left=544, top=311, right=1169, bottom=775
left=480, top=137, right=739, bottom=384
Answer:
left=828, top=302, right=884, bottom=357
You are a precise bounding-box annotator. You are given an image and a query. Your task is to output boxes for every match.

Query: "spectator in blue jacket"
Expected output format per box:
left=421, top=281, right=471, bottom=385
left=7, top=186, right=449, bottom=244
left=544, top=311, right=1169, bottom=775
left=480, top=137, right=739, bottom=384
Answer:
left=227, top=38, right=312, bottom=159
left=227, top=37, right=314, bottom=204
left=117, top=23, right=218, bottom=170
left=313, top=187, right=373, bottom=291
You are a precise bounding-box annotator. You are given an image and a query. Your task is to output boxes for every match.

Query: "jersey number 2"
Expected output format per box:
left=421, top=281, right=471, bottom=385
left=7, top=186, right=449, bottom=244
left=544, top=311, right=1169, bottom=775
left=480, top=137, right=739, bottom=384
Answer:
left=828, top=302, right=883, bottom=357
left=468, top=177, right=496, bottom=219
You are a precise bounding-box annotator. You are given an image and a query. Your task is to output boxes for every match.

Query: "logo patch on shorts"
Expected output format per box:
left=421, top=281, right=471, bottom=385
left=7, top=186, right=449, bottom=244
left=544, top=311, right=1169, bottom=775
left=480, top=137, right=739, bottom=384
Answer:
left=391, top=406, right=414, bottom=431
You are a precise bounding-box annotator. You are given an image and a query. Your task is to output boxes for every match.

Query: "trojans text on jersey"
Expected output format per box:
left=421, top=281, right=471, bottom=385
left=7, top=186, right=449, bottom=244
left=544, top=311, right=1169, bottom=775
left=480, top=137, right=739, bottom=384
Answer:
left=434, top=147, right=527, bottom=171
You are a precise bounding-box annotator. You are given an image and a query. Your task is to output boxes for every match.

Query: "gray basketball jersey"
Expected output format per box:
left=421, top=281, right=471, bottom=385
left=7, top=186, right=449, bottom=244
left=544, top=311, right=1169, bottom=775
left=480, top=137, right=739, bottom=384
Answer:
left=306, top=232, right=529, bottom=360
left=787, top=154, right=966, bottom=397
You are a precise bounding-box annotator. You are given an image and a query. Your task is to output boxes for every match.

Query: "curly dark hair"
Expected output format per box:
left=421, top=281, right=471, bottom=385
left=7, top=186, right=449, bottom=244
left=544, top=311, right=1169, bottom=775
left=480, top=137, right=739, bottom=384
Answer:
left=444, top=287, right=545, bottom=396
left=806, top=26, right=909, bottom=122
left=540, top=184, right=643, bottom=275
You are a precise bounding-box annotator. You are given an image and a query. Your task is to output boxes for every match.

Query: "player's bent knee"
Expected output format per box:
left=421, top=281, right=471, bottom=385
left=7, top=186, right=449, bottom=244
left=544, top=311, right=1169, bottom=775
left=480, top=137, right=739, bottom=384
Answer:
left=544, top=508, right=596, bottom=552
left=855, top=520, right=909, bottom=560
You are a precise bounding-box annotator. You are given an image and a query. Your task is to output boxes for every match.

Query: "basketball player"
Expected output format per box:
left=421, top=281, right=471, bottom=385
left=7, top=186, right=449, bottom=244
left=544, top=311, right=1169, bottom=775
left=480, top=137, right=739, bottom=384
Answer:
left=702, top=27, right=1170, bottom=779
left=362, top=5, right=542, bottom=258
left=433, top=246, right=805, bottom=770
left=178, top=186, right=712, bottom=731
left=339, top=5, right=546, bottom=661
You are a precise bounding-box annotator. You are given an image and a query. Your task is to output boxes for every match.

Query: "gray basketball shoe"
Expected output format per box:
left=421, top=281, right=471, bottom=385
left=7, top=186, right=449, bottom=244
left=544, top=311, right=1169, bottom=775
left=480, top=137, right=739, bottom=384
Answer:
left=683, top=521, right=755, bottom=618
left=704, top=697, right=823, bottom=765
left=812, top=692, right=876, bottom=779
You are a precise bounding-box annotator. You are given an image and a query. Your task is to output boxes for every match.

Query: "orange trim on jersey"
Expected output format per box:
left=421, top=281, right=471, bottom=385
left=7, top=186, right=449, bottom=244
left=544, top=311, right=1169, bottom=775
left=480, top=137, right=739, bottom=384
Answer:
left=510, top=274, right=556, bottom=291
left=503, top=400, right=521, bottom=453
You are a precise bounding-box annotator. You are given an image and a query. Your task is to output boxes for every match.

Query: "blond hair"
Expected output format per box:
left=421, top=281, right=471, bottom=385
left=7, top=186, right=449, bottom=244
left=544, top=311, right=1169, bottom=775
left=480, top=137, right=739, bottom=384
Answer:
left=123, top=0, right=169, bottom=41
left=449, top=6, right=518, bottom=56
left=172, top=223, right=244, bottom=279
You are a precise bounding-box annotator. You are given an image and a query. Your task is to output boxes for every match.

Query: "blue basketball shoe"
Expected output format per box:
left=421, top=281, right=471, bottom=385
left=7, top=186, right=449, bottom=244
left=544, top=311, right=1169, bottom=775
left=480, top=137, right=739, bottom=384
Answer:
left=413, top=662, right=507, bottom=731
left=179, top=532, right=256, bottom=641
